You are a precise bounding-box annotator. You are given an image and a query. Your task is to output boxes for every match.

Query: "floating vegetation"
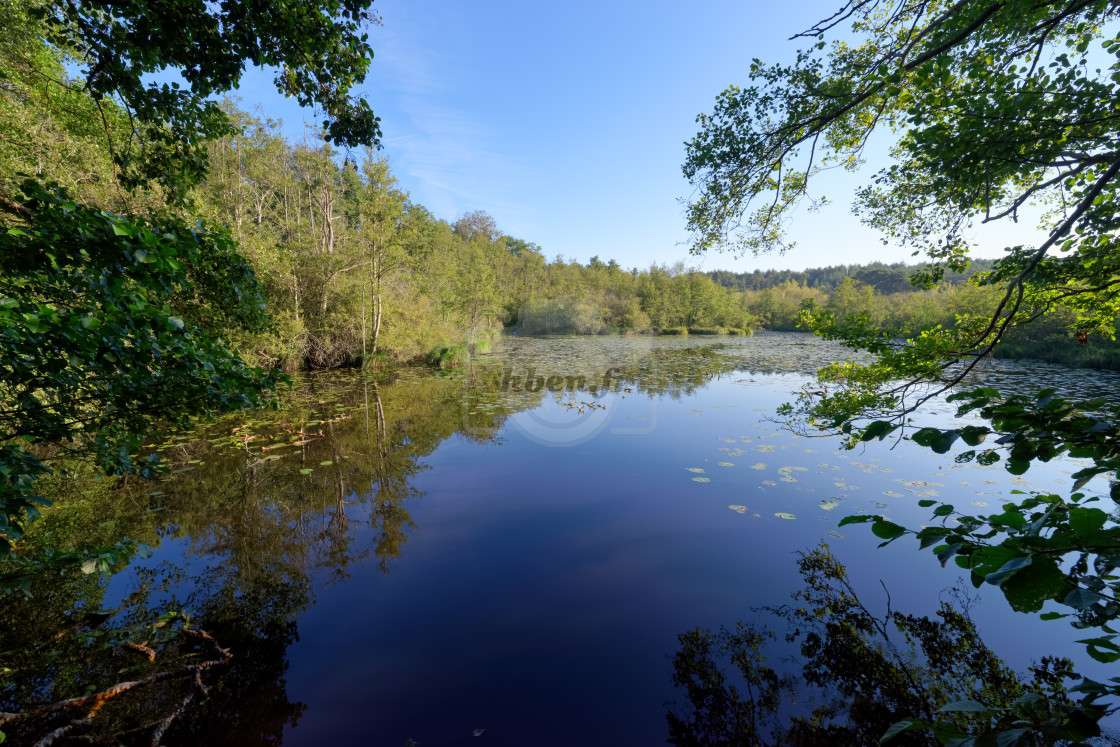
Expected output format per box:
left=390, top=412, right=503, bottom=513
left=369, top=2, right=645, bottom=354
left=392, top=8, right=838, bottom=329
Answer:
left=692, top=477, right=710, bottom=483
left=718, top=462, right=735, bottom=467
left=900, top=480, right=944, bottom=488
left=762, top=480, right=777, bottom=486
left=751, top=463, right=767, bottom=470
left=774, top=512, right=796, bottom=520
left=755, top=445, right=777, bottom=453
left=819, top=500, right=841, bottom=511
left=728, top=505, right=747, bottom=514
left=882, top=491, right=904, bottom=497
left=826, top=529, right=845, bottom=540
left=686, top=467, right=705, bottom=473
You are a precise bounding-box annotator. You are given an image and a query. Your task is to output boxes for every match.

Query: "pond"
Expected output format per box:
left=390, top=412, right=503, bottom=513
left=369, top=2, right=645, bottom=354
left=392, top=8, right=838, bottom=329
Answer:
left=4, top=332, right=1119, bottom=745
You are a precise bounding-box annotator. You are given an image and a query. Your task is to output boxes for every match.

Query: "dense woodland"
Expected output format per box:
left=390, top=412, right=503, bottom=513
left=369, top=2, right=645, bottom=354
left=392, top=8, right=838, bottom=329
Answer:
left=2, top=21, right=1111, bottom=371
left=15, top=98, right=1111, bottom=370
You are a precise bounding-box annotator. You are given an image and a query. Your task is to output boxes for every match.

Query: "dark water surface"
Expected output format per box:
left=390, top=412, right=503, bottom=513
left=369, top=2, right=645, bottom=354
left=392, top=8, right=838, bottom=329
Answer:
left=7, top=333, right=1120, bottom=745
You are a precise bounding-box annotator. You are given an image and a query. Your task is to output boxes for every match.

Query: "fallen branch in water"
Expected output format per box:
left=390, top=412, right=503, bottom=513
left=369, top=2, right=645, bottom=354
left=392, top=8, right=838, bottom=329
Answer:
left=0, top=627, right=231, bottom=745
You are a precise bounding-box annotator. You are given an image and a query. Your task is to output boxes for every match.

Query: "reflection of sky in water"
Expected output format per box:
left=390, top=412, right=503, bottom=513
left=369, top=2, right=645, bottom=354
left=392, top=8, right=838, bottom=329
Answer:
left=98, top=333, right=1120, bottom=745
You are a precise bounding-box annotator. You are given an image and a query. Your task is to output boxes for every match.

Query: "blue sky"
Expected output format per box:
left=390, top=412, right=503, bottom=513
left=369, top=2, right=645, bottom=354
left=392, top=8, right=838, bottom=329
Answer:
left=233, top=0, right=1039, bottom=273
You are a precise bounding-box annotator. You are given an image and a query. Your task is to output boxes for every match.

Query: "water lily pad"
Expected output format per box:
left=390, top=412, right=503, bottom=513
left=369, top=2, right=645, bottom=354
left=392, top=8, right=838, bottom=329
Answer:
left=692, top=477, right=710, bottom=483
left=718, top=462, right=734, bottom=467
left=826, top=529, right=845, bottom=540
left=762, top=480, right=777, bottom=486
left=755, top=445, right=776, bottom=453
left=320, top=460, right=333, bottom=466
left=882, top=490, right=903, bottom=497
left=686, top=467, right=705, bottom=473
left=779, top=477, right=797, bottom=483
left=819, top=500, right=841, bottom=511
left=751, top=463, right=766, bottom=470
left=728, top=505, right=747, bottom=514
left=299, top=468, right=313, bottom=475
left=774, top=512, right=796, bottom=520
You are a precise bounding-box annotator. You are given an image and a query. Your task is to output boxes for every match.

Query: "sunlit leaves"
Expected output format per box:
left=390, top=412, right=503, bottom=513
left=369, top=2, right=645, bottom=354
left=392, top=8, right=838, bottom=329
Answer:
left=0, top=182, right=281, bottom=556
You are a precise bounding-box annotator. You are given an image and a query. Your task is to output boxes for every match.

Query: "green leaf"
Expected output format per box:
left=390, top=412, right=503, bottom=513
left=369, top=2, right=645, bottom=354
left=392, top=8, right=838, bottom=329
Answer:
left=937, top=699, right=991, bottom=714
left=861, top=420, right=897, bottom=441
left=871, top=519, right=906, bottom=541
left=984, top=555, right=1031, bottom=586
left=930, top=430, right=960, bottom=454
left=1003, top=557, right=1066, bottom=612
left=960, top=425, right=988, bottom=446
left=996, top=729, right=1029, bottom=747
left=880, top=720, right=927, bottom=743
left=1069, top=507, right=1107, bottom=535
left=1064, top=588, right=1106, bottom=610
left=936, top=543, right=963, bottom=566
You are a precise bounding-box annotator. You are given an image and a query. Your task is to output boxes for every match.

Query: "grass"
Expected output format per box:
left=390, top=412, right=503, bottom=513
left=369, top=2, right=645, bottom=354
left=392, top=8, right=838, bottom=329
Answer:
left=426, top=343, right=469, bottom=369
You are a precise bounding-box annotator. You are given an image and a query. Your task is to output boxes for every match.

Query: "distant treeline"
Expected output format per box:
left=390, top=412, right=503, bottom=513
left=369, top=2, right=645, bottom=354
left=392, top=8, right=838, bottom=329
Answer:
left=706, top=260, right=997, bottom=294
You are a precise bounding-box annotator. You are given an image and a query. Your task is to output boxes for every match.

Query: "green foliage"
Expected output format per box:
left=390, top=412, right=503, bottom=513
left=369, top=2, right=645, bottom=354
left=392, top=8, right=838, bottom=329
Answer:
left=28, top=0, right=380, bottom=201
left=686, top=0, right=1120, bottom=412
left=684, top=2, right=1120, bottom=741
left=0, top=181, right=280, bottom=556
left=426, top=344, right=468, bottom=369
left=659, top=327, right=688, bottom=335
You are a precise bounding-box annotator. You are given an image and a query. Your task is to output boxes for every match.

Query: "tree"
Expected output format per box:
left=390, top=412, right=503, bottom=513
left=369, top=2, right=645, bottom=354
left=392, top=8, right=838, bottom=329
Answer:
left=683, top=0, right=1120, bottom=425
left=13, top=0, right=380, bottom=202
left=683, top=1, right=1120, bottom=739
left=452, top=209, right=500, bottom=245
left=354, top=151, right=407, bottom=357
left=0, top=0, right=382, bottom=559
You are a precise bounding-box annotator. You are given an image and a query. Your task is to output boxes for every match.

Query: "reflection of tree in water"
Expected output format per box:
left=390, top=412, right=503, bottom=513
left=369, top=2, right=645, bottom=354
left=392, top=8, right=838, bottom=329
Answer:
left=0, top=338, right=865, bottom=743
left=667, top=544, right=1090, bottom=746
left=0, top=370, right=503, bottom=744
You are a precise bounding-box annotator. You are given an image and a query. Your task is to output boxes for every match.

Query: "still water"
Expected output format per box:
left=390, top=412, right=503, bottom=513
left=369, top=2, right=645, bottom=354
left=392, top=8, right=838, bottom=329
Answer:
left=5, top=333, right=1119, bottom=745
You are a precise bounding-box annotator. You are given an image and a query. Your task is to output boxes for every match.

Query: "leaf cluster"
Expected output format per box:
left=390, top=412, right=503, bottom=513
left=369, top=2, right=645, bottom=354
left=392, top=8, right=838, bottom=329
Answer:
left=0, top=180, right=282, bottom=555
